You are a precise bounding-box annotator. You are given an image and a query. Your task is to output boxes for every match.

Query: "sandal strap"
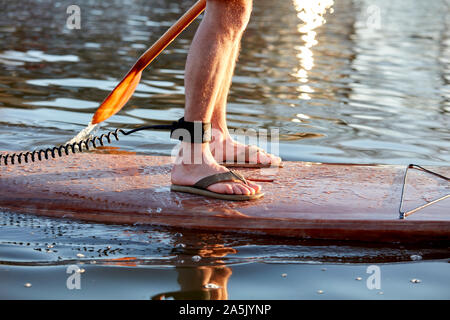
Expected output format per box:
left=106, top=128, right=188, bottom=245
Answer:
left=193, top=171, right=248, bottom=189
left=170, top=117, right=212, bottom=143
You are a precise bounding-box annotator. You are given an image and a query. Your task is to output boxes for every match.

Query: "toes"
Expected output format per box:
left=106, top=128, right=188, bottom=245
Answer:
left=246, top=180, right=261, bottom=193
left=257, top=151, right=271, bottom=165
left=271, top=155, right=282, bottom=164
left=210, top=183, right=234, bottom=194
left=215, top=140, right=282, bottom=166
left=257, top=150, right=282, bottom=166
left=222, top=183, right=253, bottom=195
left=224, top=183, right=234, bottom=194
left=208, top=181, right=258, bottom=195
left=239, top=184, right=253, bottom=195
left=232, top=184, right=243, bottom=195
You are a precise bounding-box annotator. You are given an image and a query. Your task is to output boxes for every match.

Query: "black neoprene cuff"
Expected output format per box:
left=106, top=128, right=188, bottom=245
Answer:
left=170, top=117, right=212, bottom=143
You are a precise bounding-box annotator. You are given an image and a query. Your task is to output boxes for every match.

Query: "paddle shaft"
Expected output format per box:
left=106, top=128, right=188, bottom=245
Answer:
left=91, top=0, right=206, bottom=124
left=133, top=0, right=206, bottom=71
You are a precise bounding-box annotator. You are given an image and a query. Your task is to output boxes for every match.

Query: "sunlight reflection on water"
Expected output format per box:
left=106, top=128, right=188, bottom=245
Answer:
left=0, top=0, right=448, bottom=164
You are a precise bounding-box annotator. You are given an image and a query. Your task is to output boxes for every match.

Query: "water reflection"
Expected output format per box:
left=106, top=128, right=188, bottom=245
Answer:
left=0, top=0, right=448, bottom=164
left=152, top=244, right=235, bottom=300
left=292, top=0, right=334, bottom=101
left=1, top=211, right=449, bottom=299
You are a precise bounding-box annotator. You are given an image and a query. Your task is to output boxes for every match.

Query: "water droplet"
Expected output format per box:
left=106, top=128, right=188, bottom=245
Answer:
left=410, top=278, right=421, bottom=283
left=192, top=255, right=201, bottom=262
left=317, top=290, right=324, bottom=294
left=77, top=268, right=85, bottom=274
left=24, top=283, right=32, bottom=288
left=281, top=273, right=287, bottom=278
left=175, top=243, right=186, bottom=248
left=76, top=253, right=85, bottom=258
left=410, top=255, right=422, bottom=261
left=355, top=277, right=362, bottom=281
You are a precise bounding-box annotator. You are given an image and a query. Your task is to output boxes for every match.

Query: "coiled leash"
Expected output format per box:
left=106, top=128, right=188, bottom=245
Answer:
left=0, top=117, right=210, bottom=166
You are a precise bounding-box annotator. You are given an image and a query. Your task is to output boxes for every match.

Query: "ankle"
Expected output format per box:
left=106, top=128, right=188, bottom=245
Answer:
left=211, top=127, right=232, bottom=145
left=174, top=142, right=216, bottom=166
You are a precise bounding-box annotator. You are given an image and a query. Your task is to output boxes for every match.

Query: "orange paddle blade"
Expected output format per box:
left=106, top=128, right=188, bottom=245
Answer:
left=92, top=0, right=206, bottom=124
left=92, top=70, right=142, bottom=124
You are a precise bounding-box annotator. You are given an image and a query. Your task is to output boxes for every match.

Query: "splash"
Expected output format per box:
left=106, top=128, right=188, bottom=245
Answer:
left=65, top=122, right=99, bottom=145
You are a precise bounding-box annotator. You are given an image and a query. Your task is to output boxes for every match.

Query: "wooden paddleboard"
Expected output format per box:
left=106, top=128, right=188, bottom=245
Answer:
left=0, top=152, right=448, bottom=243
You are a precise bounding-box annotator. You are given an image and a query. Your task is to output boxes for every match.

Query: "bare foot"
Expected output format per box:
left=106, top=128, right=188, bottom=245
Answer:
left=171, top=142, right=261, bottom=195
left=210, top=133, right=282, bottom=166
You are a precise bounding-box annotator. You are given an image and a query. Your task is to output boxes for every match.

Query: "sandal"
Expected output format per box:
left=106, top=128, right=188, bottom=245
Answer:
left=171, top=170, right=264, bottom=201
left=169, top=117, right=264, bottom=200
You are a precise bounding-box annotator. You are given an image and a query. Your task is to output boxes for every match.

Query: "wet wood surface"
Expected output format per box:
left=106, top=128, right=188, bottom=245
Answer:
left=0, top=153, right=448, bottom=243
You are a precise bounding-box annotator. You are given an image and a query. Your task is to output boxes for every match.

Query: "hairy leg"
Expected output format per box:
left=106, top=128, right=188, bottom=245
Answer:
left=171, top=0, right=260, bottom=195
left=210, top=41, right=240, bottom=135
left=209, top=4, right=281, bottom=166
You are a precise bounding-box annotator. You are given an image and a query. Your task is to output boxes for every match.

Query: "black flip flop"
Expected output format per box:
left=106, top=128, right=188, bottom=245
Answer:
left=171, top=170, right=264, bottom=201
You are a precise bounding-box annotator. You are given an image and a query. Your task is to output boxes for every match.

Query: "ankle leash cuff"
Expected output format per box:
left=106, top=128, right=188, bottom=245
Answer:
left=170, top=117, right=212, bottom=143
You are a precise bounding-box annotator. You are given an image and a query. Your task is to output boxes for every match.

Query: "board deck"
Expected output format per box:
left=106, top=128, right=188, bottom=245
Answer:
left=0, top=152, right=448, bottom=243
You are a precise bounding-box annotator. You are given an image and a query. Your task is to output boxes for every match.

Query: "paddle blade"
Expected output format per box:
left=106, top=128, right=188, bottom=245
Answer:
left=91, top=70, right=142, bottom=124
left=90, top=0, right=206, bottom=125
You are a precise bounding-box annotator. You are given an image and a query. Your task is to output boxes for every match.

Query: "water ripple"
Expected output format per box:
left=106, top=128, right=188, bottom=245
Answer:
left=0, top=0, right=448, bottom=165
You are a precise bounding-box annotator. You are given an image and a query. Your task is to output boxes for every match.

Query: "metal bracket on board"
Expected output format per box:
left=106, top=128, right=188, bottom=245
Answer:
left=399, top=164, right=450, bottom=219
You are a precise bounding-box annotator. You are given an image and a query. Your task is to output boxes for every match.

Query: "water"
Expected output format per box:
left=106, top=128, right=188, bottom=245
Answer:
left=0, top=0, right=449, bottom=299
left=1, top=212, right=449, bottom=299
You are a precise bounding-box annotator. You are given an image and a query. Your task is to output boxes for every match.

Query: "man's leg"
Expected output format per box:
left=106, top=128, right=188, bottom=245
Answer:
left=209, top=14, right=281, bottom=165
left=171, top=0, right=260, bottom=195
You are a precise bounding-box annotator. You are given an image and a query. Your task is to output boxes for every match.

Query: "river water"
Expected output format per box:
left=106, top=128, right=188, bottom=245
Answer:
left=0, top=0, right=449, bottom=299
